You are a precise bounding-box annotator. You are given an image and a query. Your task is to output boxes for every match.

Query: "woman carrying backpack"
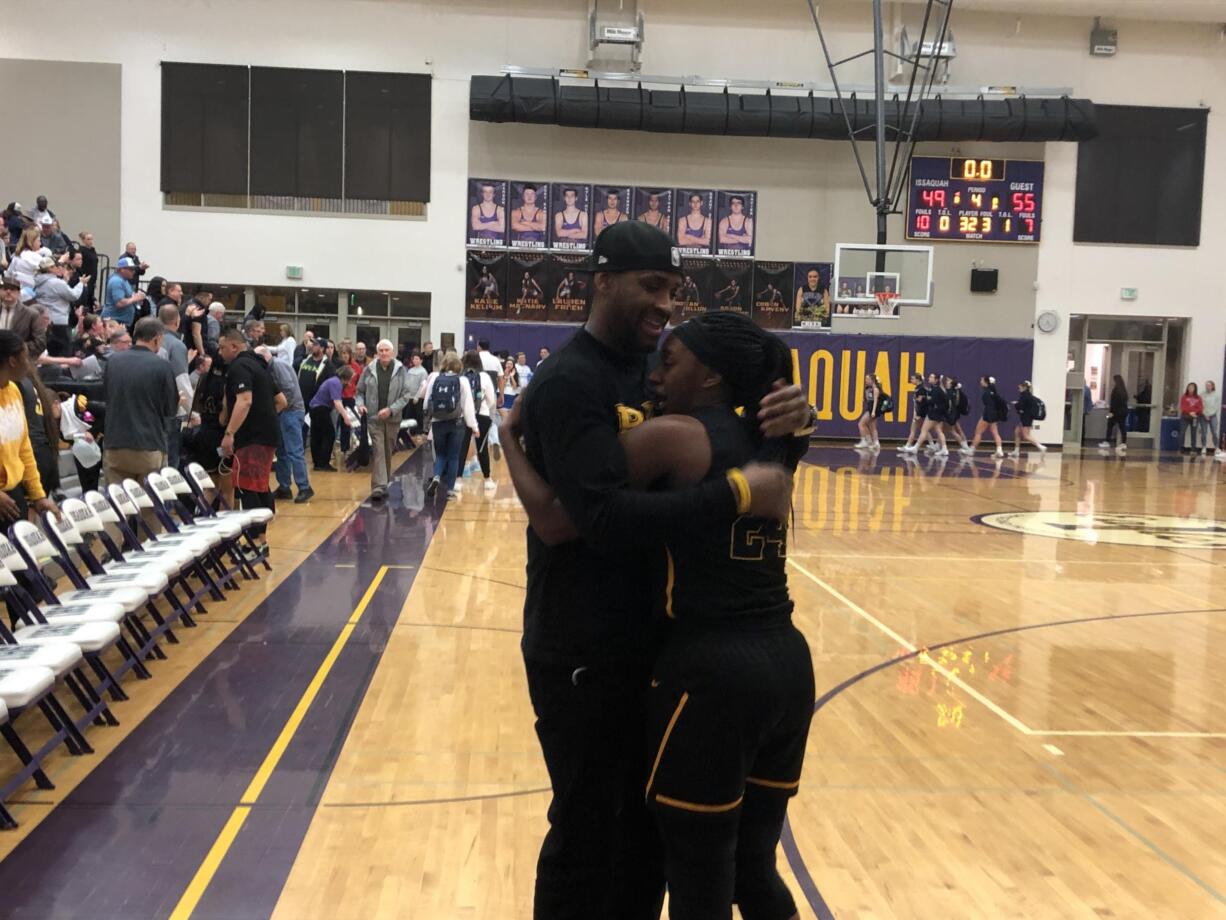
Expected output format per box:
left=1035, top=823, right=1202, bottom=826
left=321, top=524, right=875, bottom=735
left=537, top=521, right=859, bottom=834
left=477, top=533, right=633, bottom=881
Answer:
left=459, top=350, right=499, bottom=492
left=1011, top=381, right=1048, bottom=458
left=422, top=351, right=479, bottom=500
left=968, top=376, right=1007, bottom=458
left=855, top=373, right=887, bottom=452
left=897, top=373, right=926, bottom=454
left=914, top=371, right=949, bottom=457
left=944, top=376, right=971, bottom=454
left=1100, top=375, right=1129, bottom=455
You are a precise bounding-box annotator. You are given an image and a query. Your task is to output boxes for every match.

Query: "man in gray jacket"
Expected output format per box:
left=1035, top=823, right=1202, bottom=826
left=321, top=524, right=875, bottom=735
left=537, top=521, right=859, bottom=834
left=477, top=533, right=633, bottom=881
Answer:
left=355, top=338, right=413, bottom=501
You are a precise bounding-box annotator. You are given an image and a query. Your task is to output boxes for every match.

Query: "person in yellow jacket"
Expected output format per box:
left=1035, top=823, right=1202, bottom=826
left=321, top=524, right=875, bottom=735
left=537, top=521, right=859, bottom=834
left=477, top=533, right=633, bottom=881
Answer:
left=0, top=329, right=60, bottom=522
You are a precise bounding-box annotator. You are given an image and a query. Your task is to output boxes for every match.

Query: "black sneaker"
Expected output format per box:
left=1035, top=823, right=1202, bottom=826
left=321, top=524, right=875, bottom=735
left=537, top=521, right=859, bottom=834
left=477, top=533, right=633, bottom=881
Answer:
left=425, top=476, right=440, bottom=497
left=294, top=488, right=314, bottom=503
left=274, top=487, right=293, bottom=500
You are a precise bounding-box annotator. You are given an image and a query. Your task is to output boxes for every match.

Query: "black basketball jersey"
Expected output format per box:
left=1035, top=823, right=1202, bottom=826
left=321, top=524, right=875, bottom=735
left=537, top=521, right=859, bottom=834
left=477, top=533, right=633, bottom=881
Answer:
left=664, top=405, right=792, bottom=622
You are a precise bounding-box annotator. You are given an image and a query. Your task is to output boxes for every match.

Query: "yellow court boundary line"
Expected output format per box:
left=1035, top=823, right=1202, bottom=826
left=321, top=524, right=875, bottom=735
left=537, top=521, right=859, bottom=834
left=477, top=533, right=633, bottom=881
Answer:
left=786, top=558, right=1036, bottom=737
left=168, top=565, right=391, bottom=920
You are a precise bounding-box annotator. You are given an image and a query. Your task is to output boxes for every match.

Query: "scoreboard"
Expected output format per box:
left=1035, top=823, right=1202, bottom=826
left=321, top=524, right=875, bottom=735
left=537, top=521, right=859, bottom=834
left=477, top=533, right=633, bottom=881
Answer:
left=906, top=156, right=1044, bottom=244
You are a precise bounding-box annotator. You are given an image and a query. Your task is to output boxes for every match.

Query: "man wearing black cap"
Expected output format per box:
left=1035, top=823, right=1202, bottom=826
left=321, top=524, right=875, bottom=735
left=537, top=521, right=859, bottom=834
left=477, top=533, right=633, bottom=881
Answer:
left=0, top=278, right=46, bottom=357
left=502, top=221, right=813, bottom=919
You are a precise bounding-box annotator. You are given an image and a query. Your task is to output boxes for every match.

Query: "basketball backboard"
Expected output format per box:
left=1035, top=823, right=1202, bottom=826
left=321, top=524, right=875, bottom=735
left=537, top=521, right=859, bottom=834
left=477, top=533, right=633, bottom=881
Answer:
left=833, top=243, right=934, bottom=307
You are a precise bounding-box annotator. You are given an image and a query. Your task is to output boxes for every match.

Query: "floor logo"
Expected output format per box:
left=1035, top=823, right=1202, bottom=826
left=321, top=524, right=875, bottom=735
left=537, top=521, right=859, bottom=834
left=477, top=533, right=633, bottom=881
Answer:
left=976, top=511, right=1226, bottom=548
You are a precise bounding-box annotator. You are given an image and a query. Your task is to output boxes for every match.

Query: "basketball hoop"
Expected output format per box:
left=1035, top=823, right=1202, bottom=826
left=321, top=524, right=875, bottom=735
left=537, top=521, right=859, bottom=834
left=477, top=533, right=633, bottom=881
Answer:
left=875, top=291, right=901, bottom=315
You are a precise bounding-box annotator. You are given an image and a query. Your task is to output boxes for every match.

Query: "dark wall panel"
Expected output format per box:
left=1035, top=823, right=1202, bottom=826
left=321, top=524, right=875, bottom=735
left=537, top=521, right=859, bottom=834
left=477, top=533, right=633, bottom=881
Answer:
left=161, top=63, right=248, bottom=194
left=250, top=67, right=344, bottom=198
left=1074, top=105, right=1208, bottom=247
left=345, top=72, right=432, bottom=202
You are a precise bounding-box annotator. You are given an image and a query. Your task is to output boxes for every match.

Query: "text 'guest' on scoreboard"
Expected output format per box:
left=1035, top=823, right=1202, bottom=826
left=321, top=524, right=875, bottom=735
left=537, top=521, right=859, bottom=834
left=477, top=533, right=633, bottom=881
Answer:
left=905, top=156, right=1044, bottom=244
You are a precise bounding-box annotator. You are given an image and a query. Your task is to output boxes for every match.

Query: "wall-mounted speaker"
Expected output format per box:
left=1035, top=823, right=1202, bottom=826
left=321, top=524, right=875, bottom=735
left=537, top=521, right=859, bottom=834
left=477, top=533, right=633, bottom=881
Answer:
left=970, top=268, right=999, bottom=294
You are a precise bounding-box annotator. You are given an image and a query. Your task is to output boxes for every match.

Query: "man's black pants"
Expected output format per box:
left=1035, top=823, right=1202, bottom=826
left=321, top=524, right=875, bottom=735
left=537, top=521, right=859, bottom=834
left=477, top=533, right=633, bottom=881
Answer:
left=308, top=406, right=334, bottom=468
left=525, top=657, right=665, bottom=920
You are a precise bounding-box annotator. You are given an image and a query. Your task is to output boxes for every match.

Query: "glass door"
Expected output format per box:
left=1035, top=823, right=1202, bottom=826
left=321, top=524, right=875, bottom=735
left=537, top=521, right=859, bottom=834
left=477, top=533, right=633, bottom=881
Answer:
left=1120, top=345, right=1162, bottom=443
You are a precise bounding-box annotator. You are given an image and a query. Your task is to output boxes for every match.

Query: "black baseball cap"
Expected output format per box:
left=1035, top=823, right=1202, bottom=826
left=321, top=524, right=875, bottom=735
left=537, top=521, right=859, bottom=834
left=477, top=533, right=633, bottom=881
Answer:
left=579, top=221, right=682, bottom=275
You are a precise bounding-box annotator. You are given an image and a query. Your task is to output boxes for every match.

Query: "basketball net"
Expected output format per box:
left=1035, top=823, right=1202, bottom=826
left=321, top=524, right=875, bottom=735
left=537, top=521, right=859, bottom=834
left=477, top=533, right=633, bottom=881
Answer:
left=875, top=291, right=900, bottom=315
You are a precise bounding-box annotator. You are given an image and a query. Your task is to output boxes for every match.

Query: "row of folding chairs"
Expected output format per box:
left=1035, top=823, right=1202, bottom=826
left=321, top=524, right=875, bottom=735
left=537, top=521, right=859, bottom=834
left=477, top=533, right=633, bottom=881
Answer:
left=0, top=463, right=274, bottom=827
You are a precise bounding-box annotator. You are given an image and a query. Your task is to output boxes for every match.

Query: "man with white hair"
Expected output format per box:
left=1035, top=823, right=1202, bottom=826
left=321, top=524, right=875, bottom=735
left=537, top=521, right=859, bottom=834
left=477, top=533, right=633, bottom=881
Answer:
left=206, top=302, right=226, bottom=349
left=355, top=338, right=413, bottom=501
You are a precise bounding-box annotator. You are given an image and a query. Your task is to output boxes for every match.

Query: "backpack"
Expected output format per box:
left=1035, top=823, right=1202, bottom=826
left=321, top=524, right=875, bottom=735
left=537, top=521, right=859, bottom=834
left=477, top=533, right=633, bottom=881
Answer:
left=957, top=389, right=970, bottom=417
left=1032, top=396, right=1047, bottom=421
left=464, top=370, right=485, bottom=414
left=430, top=373, right=462, bottom=421
left=877, top=393, right=894, bottom=414
left=995, top=394, right=1010, bottom=421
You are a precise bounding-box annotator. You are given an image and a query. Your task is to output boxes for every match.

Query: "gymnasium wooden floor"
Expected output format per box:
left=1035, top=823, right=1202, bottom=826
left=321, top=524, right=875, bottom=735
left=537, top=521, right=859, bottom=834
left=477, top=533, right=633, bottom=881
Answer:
left=2, top=444, right=1225, bottom=918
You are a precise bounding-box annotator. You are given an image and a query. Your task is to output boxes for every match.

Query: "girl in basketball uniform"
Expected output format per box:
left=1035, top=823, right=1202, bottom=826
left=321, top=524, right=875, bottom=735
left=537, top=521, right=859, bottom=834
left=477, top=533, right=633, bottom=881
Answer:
left=1011, top=381, right=1048, bottom=457
left=470, top=183, right=505, bottom=241
left=677, top=194, right=712, bottom=249
left=856, top=373, right=883, bottom=451
left=898, top=373, right=926, bottom=453
left=968, top=376, right=1007, bottom=457
left=500, top=312, right=812, bottom=920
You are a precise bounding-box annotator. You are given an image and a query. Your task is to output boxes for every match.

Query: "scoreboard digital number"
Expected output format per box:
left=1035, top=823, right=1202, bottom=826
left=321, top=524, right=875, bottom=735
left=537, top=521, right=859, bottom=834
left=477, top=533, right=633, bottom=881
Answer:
left=906, top=156, right=1044, bottom=244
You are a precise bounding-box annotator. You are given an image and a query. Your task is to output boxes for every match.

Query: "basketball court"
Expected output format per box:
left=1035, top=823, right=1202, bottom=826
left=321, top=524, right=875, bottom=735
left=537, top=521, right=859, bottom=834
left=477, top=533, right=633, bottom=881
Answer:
left=0, top=445, right=1220, bottom=918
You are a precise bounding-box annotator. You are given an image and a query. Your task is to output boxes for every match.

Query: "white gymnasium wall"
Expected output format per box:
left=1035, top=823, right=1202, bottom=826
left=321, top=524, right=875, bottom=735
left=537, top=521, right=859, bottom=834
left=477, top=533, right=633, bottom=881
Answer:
left=1, top=0, right=1224, bottom=431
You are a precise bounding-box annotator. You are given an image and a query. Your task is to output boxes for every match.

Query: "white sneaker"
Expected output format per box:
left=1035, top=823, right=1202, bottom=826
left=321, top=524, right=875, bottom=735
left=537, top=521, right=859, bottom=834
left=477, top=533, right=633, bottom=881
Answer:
left=959, top=445, right=974, bottom=455
left=1115, top=444, right=1127, bottom=454
left=1098, top=441, right=1111, bottom=449
left=1201, top=448, right=1209, bottom=456
left=1037, top=444, right=1048, bottom=453
left=869, top=441, right=881, bottom=452
left=447, top=490, right=460, bottom=501
left=994, top=449, right=1005, bottom=458
left=1216, top=450, right=1226, bottom=461
left=1009, top=449, right=1021, bottom=458
left=896, top=443, right=910, bottom=452
left=902, top=444, right=918, bottom=454
left=484, top=479, right=497, bottom=492
left=854, top=439, right=868, bottom=448
left=936, top=448, right=949, bottom=458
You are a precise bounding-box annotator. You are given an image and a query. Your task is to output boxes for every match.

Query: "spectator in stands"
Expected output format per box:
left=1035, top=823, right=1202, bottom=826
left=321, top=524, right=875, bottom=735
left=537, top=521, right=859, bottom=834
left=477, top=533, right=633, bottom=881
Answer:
left=0, top=330, right=59, bottom=521
left=217, top=330, right=282, bottom=524
left=244, top=302, right=266, bottom=325
left=2, top=204, right=26, bottom=243
left=514, top=351, right=533, bottom=389
left=353, top=341, right=369, bottom=371
left=19, top=369, right=61, bottom=501
left=477, top=338, right=501, bottom=378
left=258, top=345, right=312, bottom=504
left=356, top=339, right=412, bottom=502
left=102, top=256, right=146, bottom=329
left=158, top=304, right=192, bottom=468
left=159, top=281, right=183, bottom=311
left=308, top=364, right=354, bottom=471
left=273, top=324, right=296, bottom=365
left=39, top=218, right=69, bottom=256
left=32, top=257, right=85, bottom=357
left=102, top=316, right=176, bottom=486
left=244, top=318, right=265, bottom=350
left=460, top=350, right=497, bottom=492
left=0, top=226, right=9, bottom=270
left=122, top=242, right=150, bottom=284
left=140, top=277, right=165, bottom=323
left=325, top=340, right=341, bottom=370
left=537, top=346, right=550, bottom=366
left=420, top=340, right=436, bottom=373
left=29, top=196, right=55, bottom=227
left=404, top=351, right=428, bottom=442
left=6, top=228, right=43, bottom=289
left=183, top=348, right=226, bottom=481
left=338, top=342, right=361, bottom=454
left=292, top=330, right=314, bottom=370
left=77, top=232, right=98, bottom=308
left=0, top=278, right=47, bottom=357
left=108, top=329, right=132, bottom=352
left=297, top=336, right=333, bottom=404
left=206, top=302, right=225, bottom=348
left=183, top=290, right=211, bottom=356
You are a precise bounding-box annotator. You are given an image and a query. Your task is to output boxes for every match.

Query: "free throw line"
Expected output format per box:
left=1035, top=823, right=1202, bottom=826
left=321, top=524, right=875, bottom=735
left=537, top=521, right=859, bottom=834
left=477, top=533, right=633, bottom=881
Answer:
left=168, top=565, right=391, bottom=920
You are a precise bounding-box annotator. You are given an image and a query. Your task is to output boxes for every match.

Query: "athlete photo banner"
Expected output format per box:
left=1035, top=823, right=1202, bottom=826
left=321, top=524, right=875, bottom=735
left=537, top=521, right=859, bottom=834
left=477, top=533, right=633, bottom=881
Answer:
left=674, top=188, right=715, bottom=256
left=752, top=261, right=794, bottom=330
left=712, top=260, right=752, bottom=315
left=508, top=254, right=550, bottom=322
left=465, top=319, right=1036, bottom=438
left=715, top=190, right=757, bottom=257
left=547, top=254, right=592, bottom=322
left=633, top=187, right=673, bottom=235
left=467, top=178, right=508, bottom=248
left=591, top=184, right=634, bottom=239
left=465, top=250, right=508, bottom=320
left=672, top=258, right=716, bottom=323
left=793, top=262, right=833, bottom=328
left=508, top=181, right=550, bottom=249
left=549, top=184, right=591, bottom=251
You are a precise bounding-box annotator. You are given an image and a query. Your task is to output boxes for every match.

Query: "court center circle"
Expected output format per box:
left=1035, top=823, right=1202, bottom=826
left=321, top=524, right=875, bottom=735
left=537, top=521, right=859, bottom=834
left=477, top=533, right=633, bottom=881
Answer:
left=976, top=511, right=1226, bottom=548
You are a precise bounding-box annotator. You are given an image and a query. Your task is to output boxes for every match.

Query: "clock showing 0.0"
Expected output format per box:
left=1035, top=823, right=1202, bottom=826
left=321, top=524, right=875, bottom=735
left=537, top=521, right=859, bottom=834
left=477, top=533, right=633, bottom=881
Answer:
left=906, top=156, right=1045, bottom=244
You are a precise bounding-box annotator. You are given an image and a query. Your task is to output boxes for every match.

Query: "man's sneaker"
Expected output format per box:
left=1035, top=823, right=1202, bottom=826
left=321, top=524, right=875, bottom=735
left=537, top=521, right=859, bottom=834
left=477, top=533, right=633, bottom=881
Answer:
left=1098, top=441, right=1112, bottom=449
left=425, top=477, right=440, bottom=497
left=294, top=488, right=314, bottom=504
left=274, top=487, right=293, bottom=500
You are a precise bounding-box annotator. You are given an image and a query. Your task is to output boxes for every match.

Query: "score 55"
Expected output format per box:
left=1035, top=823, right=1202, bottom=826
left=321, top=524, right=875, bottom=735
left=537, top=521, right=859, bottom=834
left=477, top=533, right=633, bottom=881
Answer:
left=1012, top=192, right=1037, bottom=213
